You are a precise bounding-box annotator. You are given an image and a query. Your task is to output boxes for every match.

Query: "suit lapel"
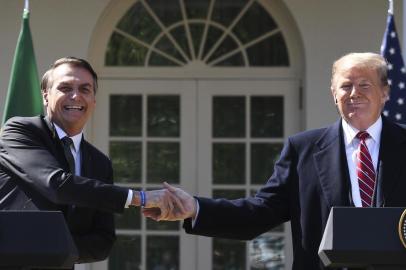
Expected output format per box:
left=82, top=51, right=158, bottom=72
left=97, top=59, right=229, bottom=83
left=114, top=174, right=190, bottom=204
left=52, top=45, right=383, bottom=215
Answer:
left=313, top=119, right=351, bottom=207
left=43, top=116, right=57, bottom=140
left=377, top=118, right=406, bottom=205
left=42, top=116, right=70, bottom=169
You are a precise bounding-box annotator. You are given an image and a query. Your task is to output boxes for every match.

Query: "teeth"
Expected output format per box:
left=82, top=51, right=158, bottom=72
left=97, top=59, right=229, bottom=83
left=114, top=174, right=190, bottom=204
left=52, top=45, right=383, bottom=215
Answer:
left=65, top=105, right=83, bottom=111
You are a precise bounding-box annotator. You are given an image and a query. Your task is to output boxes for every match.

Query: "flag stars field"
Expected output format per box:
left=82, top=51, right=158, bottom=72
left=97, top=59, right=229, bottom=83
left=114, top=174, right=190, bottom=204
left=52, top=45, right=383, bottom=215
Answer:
left=381, top=8, right=406, bottom=124
left=396, top=113, right=402, bottom=120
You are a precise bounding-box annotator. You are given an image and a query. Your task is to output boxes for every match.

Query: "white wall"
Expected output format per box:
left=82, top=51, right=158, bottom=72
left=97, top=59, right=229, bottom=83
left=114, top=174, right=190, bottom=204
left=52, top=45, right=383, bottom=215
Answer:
left=0, top=0, right=403, bottom=130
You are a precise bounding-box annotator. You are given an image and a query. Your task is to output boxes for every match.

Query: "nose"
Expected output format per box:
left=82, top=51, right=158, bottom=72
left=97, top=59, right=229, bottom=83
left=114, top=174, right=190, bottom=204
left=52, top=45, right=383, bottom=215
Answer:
left=69, top=89, right=80, bottom=99
left=349, top=85, right=361, bottom=98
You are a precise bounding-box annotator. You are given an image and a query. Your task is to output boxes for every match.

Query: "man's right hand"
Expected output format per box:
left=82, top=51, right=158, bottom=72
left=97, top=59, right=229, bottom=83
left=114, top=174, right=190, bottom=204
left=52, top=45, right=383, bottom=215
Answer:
left=141, top=182, right=197, bottom=221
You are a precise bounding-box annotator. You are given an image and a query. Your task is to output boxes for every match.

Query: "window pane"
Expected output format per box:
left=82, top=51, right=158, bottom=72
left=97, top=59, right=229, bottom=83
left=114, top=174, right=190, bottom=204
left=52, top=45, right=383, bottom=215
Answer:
left=247, top=33, right=289, bottom=66
left=105, top=32, right=147, bottom=66
left=251, top=96, right=284, bottom=138
left=155, top=35, right=186, bottom=63
left=185, top=0, right=209, bottom=19
left=249, top=235, right=285, bottom=270
left=110, top=142, right=141, bottom=183
left=251, top=143, right=283, bottom=184
left=149, top=52, right=181, bottom=66
left=213, top=143, right=245, bottom=184
left=148, top=95, right=180, bottom=137
left=147, top=142, right=179, bottom=183
left=212, top=0, right=247, bottom=27
left=233, top=2, right=277, bottom=44
left=109, top=235, right=141, bottom=270
left=213, top=96, right=245, bottom=138
left=147, top=0, right=182, bottom=27
left=208, top=36, right=238, bottom=63
left=147, top=236, right=179, bottom=270
left=110, top=95, right=142, bottom=136
left=213, top=189, right=245, bottom=199
left=213, top=238, right=246, bottom=270
left=117, top=2, right=161, bottom=44
left=189, top=23, right=205, bottom=55
left=170, top=26, right=191, bottom=59
left=202, top=26, right=223, bottom=59
left=213, top=52, right=244, bottom=67
left=115, top=207, right=141, bottom=230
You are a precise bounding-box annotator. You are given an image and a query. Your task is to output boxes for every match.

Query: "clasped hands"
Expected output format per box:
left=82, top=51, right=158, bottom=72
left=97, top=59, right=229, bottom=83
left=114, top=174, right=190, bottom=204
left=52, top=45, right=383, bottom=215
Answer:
left=131, top=182, right=197, bottom=221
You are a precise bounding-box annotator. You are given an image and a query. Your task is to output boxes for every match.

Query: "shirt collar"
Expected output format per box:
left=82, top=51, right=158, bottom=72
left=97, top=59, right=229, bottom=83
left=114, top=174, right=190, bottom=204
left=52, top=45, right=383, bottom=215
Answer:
left=53, top=124, right=83, bottom=153
left=342, top=116, right=382, bottom=146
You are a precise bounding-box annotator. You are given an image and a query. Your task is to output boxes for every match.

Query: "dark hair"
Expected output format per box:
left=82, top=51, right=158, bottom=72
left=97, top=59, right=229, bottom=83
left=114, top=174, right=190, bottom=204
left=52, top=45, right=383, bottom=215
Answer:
left=41, top=56, right=98, bottom=93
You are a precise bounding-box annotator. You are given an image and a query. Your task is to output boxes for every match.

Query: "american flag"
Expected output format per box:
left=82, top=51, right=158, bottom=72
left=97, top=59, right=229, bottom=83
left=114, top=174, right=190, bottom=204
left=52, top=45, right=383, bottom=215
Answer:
left=381, top=11, right=406, bottom=124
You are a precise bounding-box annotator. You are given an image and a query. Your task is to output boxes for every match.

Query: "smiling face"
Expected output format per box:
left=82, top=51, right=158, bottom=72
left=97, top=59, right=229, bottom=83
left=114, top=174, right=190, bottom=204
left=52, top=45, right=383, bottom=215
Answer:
left=331, top=58, right=389, bottom=131
left=42, top=63, right=96, bottom=136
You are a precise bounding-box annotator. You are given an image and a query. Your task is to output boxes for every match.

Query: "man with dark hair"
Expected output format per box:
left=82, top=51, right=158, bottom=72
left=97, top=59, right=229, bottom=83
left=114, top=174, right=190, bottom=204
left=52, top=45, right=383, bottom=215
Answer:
left=146, top=52, right=406, bottom=270
left=0, top=57, right=181, bottom=267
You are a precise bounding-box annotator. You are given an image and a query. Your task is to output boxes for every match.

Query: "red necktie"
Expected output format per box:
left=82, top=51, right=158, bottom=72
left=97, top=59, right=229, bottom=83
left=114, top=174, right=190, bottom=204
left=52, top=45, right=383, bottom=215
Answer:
left=356, top=131, right=376, bottom=207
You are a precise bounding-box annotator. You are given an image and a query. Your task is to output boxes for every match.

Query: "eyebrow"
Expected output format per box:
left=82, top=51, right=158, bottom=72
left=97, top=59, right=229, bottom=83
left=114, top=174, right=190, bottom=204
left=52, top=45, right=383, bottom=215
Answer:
left=57, top=82, right=93, bottom=88
left=79, top=83, right=92, bottom=88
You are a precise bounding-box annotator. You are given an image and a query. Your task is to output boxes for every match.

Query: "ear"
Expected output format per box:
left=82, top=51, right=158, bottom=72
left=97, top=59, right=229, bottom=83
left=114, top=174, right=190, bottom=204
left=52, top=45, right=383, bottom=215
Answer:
left=331, top=87, right=337, bottom=104
left=42, top=89, right=48, bottom=107
left=382, top=85, right=390, bottom=102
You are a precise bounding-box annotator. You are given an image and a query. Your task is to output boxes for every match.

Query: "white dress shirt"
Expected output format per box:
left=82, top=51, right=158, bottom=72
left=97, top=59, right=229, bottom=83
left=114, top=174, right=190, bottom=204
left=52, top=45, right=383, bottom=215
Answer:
left=341, top=117, right=382, bottom=207
left=54, top=124, right=133, bottom=207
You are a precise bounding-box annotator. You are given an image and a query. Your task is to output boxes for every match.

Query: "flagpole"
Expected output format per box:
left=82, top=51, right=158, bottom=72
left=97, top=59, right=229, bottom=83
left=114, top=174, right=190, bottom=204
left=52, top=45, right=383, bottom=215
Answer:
left=388, top=0, right=393, bottom=14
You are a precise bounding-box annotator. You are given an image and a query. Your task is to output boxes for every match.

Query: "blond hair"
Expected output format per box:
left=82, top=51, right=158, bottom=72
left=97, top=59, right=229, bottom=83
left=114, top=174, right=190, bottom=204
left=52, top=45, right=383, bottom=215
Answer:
left=331, top=52, right=388, bottom=88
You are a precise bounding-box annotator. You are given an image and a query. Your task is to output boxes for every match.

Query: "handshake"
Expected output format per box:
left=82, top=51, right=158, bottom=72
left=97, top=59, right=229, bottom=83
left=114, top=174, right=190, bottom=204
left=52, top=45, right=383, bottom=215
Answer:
left=131, top=182, right=197, bottom=221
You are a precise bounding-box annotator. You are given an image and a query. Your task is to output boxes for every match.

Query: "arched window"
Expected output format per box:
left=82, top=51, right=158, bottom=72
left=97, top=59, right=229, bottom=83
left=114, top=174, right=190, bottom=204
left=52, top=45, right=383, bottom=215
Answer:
left=105, top=0, right=289, bottom=67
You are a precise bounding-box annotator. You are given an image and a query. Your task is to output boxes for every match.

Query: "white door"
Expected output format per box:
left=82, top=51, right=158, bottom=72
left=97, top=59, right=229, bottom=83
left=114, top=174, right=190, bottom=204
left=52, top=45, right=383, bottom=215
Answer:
left=90, top=78, right=300, bottom=270
left=196, top=79, right=299, bottom=270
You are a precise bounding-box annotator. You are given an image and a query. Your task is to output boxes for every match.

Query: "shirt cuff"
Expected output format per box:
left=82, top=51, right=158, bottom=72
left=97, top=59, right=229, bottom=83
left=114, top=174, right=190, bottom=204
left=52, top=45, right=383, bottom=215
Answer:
left=191, top=199, right=200, bottom=228
left=124, top=189, right=133, bottom=208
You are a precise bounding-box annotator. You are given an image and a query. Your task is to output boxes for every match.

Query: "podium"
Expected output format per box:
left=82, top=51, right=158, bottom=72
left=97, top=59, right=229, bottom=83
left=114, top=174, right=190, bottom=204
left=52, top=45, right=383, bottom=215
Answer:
left=0, top=211, right=78, bottom=269
left=318, top=207, right=406, bottom=270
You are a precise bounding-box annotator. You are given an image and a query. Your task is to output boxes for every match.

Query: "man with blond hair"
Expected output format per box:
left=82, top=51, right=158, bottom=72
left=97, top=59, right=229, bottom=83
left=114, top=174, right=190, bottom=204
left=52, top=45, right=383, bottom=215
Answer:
left=146, top=52, right=406, bottom=270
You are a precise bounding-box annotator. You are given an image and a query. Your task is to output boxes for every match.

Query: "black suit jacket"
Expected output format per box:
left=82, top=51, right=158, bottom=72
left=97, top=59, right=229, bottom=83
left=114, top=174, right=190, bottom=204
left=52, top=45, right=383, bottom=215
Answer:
left=184, top=117, right=406, bottom=270
left=0, top=116, right=129, bottom=263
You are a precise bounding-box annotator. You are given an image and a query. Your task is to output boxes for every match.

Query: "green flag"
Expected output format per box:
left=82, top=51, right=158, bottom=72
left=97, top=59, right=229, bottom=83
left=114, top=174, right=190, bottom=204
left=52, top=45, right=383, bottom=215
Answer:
left=2, top=4, right=43, bottom=125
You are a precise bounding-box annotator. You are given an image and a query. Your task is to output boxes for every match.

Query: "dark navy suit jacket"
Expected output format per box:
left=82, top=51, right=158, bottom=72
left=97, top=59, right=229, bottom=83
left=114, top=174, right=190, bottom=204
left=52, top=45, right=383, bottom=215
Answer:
left=184, top=117, right=406, bottom=270
left=0, top=116, right=129, bottom=263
